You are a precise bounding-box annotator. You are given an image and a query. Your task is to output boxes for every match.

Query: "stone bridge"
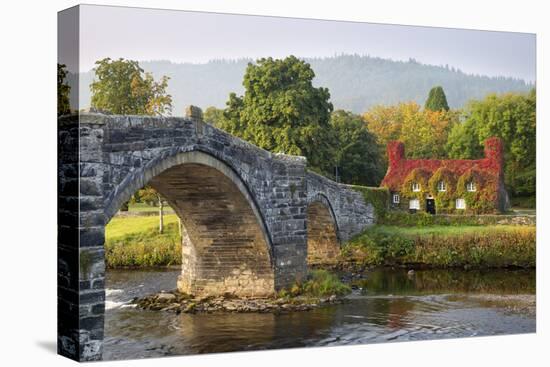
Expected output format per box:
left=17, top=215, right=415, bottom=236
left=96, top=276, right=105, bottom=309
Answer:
left=58, top=113, right=375, bottom=360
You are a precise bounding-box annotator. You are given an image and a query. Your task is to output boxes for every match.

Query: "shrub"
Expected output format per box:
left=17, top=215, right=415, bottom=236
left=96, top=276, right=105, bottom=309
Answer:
left=343, top=225, right=535, bottom=268
left=510, top=195, right=536, bottom=208
left=351, top=185, right=390, bottom=218
left=281, top=269, right=351, bottom=298
left=377, top=211, right=519, bottom=227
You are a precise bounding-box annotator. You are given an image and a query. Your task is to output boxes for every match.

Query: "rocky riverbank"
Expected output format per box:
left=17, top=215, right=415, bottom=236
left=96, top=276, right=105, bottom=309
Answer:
left=133, top=291, right=346, bottom=314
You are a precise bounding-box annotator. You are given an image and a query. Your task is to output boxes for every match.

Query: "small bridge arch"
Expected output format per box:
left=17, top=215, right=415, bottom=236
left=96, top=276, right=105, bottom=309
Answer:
left=306, top=193, right=341, bottom=264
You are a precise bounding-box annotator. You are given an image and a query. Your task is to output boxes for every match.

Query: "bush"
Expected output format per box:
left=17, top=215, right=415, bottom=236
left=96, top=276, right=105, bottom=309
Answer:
left=343, top=225, right=535, bottom=268
left=281, top=269, right=351, bottom=298
left=510, top=195, right=536, bottom=209
left=351, top=185, right=390, bottom=218
left=379, top=211, right=509, bottom=227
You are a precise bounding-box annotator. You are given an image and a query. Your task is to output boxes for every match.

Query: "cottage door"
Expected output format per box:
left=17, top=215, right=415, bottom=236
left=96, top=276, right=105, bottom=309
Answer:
left=426, top=198, right=436, bottom=215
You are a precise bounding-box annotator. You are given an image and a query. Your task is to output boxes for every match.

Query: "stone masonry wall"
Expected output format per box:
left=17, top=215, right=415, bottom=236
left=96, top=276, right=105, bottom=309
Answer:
left=58, top=113, right=376, bottom=361
left=306, top=201, right=340, bottom=265
left=306, top=172, right=375, bottom=243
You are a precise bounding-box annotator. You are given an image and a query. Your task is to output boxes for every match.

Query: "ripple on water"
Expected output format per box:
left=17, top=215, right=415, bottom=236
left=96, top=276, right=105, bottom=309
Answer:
left=103, top=269, right=535, bottom=360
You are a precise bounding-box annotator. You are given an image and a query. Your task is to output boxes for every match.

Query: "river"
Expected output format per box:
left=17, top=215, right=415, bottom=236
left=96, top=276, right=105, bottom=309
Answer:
left=103, top=268, right=535, bottom=360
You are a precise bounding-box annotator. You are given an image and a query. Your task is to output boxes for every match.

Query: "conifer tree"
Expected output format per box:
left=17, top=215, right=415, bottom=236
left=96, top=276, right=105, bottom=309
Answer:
left=425, top=86, right=450, bottom=111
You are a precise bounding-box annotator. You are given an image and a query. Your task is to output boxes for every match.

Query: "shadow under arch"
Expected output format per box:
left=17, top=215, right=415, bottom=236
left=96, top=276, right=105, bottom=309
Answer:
left=306, top=193, right=341, bottom=265
left=104, top=149, right=275, bottom=297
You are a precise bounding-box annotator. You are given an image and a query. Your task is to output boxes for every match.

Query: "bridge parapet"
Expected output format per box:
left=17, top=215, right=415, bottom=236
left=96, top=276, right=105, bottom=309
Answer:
left=306, top=171, right=375, bottom=242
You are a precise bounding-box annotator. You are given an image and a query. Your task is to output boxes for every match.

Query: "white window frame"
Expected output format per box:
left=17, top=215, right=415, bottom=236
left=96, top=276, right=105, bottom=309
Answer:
left=456, top=198, right=466, bottom=210
left=393, top=194, right=400, bottom=204
left=411, top=182, right=420, bottom=192
left=466, top=181, right=476, bottom=192
left=437, top=181, right=446, bottom=192
left=409, top=199, right=420, bottom=210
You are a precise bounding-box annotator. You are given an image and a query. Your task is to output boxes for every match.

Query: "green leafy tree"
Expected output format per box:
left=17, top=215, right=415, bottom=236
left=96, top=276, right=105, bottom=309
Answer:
left=425, top=86, right=450, bottom=111
left=364, top=102, right=458, bottom=160
left=91, top=58, right=173, bottom=224
left=203, top=106, right=225, bottom=127
left=90, top=58, right=172, bottom=116
left=58, top=63, right=71, bottom=116
left=220, top=56, right=334, bottom=174
left=331, top=110, right=384, bottom=186
left=446, top=90, right=536, bottom=197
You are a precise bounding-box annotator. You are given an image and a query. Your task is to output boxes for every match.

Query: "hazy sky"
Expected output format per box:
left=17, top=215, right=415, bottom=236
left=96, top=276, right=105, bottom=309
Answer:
left=78, top=4, right=536, bottom=82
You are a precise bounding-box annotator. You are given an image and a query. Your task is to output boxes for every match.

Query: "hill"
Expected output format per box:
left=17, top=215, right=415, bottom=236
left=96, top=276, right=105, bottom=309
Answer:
left=74, top=54, right=533, bottom=114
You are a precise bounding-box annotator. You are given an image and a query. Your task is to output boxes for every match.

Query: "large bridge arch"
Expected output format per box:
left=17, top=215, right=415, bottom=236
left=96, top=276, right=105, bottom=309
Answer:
left=106, top=150, right=276, bottom=297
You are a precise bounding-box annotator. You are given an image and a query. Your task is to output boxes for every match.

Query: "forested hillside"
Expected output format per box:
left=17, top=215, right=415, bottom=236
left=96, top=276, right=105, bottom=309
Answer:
left=74, top=54, right=532, bottom=114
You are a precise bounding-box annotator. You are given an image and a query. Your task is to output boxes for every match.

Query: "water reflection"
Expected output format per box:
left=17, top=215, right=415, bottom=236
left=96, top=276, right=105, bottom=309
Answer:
left=103, top=268, right=535, bottom=361
left=353, top=268, right=536, bottom=295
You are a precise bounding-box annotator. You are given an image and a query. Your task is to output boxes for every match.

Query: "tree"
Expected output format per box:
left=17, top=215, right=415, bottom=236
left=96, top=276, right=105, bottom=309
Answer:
left=203, top=106, right=225, bottom=127
left=330, top=110, right=384, bottom=186
left=90, top=58, right=172, bottom=116
left=364, top=102, right=458, bottom=160
left=400, top=108, right=457, bottom=158
left=446, top=90, right=536, bottom=197
left=425, top=86, right=450, bottom=111
left=58, top=63, right=71, bottom=116
left=134, top=186, right=166, bottom=234
left=91, top=58, right=173, bottom=227
left=361, top=103, right=404, bottom=146
left=219, top=56, right=334, bottom=175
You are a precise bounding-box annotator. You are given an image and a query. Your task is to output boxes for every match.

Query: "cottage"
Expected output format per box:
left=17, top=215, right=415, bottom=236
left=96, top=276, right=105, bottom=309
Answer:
left=380, top=137, right=509, bottom=214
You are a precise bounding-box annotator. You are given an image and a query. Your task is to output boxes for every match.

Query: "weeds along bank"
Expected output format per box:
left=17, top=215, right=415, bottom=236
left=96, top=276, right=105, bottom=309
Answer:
left=342, top=224, right=535, bottom=269
left=105, top=208, right=535, bottom=270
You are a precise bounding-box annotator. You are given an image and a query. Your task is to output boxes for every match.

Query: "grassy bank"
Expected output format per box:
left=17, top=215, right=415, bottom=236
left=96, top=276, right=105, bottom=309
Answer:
left=106, top=209, right=535, bottom=270
left=343, top=225, right=535, bottom=269
left=105, top=214, right=182, bottom=268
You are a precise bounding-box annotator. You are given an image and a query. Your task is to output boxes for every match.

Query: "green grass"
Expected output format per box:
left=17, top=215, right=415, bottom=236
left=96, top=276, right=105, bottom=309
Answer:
left=106, top=214, right=179, bottom=239
left=371, top=225, right=531, bottom=237
left=344, top=224, right=536, bottom=268
left=105, top=214, right=181, bottom=268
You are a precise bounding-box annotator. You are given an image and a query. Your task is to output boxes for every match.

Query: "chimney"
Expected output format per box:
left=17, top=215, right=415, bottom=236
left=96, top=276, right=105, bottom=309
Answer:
left=484, top=137, right=504, bottom=167
left=387, top=141, right=405, bottom=168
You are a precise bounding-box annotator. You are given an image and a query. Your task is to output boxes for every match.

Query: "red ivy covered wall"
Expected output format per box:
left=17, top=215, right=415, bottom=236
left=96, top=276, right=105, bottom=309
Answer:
left=381, top=137, right=508, bottom=214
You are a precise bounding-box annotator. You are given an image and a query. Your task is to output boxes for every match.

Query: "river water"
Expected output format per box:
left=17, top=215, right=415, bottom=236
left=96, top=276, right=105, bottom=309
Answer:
left=103, top=268, right=535, bottom=361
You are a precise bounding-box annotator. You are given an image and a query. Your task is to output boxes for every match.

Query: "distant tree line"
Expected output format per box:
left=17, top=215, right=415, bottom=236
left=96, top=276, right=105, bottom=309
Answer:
left=79, top=55, right=533, bottom=115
